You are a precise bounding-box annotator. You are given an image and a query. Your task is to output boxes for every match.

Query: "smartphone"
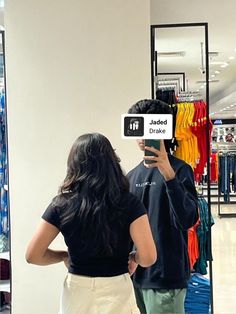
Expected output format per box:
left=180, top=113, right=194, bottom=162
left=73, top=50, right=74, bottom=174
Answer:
left=144, top=139, right=160, bottom=164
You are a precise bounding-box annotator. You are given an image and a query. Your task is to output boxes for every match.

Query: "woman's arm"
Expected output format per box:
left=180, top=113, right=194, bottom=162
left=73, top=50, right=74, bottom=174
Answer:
left=26, top=219, right=68, bottom=266
left=129, top=214, right=157, bottom=268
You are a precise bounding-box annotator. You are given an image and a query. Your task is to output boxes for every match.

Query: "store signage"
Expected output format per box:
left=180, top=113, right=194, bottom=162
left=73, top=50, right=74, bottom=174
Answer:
left=212, top=118, right=236, bottom=125
left=213, top=119, right=222, bottom=125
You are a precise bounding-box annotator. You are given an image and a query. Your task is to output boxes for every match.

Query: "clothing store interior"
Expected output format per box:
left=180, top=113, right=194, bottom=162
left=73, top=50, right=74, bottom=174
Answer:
left=0, top=0, right=236, bottom=313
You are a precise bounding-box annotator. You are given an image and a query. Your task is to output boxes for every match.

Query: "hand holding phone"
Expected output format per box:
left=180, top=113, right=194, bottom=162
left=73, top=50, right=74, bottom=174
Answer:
left=144, top=140, right=175, bottom=180
left=144, top=139, right=160, bottom=164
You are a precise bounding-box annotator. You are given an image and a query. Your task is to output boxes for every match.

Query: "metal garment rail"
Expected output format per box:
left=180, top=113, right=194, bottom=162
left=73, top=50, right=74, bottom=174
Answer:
left=150, top=22, right=214, bottom=313
left=156, top=72, right=186, bottom=93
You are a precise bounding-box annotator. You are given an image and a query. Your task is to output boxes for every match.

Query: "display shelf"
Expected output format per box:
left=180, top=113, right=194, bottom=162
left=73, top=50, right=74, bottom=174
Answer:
left=210, top=127, right=236, bottom=213
left=0, top=251, right=10, bottom=293
left=0, top=280, right=10, bottom=293
left=198, top=183, right=236, bottom=205
left=0, top=252, right=9, bottom=261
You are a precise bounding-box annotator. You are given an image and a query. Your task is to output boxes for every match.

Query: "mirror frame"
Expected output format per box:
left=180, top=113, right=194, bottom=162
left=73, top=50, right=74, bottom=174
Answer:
left=0, top=29, right=12, bottom=310
left=150, top=22, right=213, bottom=313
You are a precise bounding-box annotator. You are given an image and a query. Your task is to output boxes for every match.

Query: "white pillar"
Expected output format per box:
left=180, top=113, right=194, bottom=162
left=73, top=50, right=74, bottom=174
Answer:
left=5, top=1, right=150, bottom=313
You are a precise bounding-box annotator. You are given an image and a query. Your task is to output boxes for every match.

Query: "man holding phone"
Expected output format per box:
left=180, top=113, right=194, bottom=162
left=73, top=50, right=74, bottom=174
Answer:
left=127, top=99, right=199, bottom=314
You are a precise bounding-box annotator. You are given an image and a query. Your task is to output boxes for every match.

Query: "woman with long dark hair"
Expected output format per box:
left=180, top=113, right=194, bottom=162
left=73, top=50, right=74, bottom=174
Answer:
left=26, top=133, right=156, bottom=314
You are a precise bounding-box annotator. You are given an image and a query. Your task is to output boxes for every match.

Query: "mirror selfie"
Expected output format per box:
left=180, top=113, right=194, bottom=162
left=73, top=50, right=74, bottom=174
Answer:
left=1, top=1, right=236, bottom=314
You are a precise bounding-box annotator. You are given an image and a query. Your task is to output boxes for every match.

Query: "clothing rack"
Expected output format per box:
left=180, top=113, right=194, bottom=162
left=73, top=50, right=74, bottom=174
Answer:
left=217, top=150, right=236, bottom=217
left=156, top=81, right=179, bottom=94
left=177, top=92, right=203, bottom=102
left=218, top=150, right=236, bottom=154
left=178, top=91, right=200, bottom=95
left=157, top=85, right=177, bottom=90
left=177, top=96, right=203, bottom=102
left=156, top=71, right=186, bottom=92
left=155, top=72, right=185, bottom=95
left=216, top=144, right=236, bottom=151
left=157, top=82, right=178, bottom=88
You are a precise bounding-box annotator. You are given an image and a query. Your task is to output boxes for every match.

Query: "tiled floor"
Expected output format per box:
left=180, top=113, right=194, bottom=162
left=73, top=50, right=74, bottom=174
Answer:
left=211, top=204, right=236, bottom=314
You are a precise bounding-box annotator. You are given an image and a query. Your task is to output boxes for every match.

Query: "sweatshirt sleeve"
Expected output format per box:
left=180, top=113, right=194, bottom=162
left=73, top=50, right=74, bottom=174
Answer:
left=165, top=163, right=199, bottom=231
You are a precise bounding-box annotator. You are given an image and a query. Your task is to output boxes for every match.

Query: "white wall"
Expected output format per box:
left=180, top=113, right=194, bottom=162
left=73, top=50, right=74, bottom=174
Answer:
left=151, top=0, right=223, bottom=25
left=5, top=1, right=150, bottom=313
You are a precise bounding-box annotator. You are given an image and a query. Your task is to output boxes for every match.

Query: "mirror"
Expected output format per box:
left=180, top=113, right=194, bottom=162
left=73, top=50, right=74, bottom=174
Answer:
left=151, top=23, right=213, bottom=313
left=151, top=25, right=208, bottom=100
left=0, top=30, right=11, bottom=313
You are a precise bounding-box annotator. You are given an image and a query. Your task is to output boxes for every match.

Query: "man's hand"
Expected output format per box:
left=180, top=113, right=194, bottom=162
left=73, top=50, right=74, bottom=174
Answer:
left=143, top=140, right=175, bottom=181
left=128, top=254, right=138, bottom=276
left=62, top=251, right=69, bottom=269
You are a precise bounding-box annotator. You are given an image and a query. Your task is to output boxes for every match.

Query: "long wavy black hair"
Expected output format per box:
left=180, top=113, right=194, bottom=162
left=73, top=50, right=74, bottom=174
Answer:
left=57, top=133, right=130, bottom=255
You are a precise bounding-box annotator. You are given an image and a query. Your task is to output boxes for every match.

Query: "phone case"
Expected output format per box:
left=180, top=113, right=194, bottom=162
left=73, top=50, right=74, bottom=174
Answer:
left=144, top=139, right=160, bottom=164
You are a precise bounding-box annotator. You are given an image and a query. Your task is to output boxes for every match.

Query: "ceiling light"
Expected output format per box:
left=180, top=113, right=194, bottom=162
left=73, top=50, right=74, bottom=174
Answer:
left=230, top=104, right=234, bottom=107
left=220, top=63, right=229, bottom=68
left=210, top=61, right=227, bottom=65
left=215, top=70, right=220, bottom=74
left=211, top=74, right=216, bottom=78
left=200, top=85, right=204, bottom=89
left=196, top=79, right=219, bottom=84
left=157, top=51, right=186, bottom=58
left=196, top=89, right=200, bottom=92
left=229, top=56, right=235, bottom=60
left=220, top=109, right=223, bottom=112
left=226, top=106, right=230, bottom=109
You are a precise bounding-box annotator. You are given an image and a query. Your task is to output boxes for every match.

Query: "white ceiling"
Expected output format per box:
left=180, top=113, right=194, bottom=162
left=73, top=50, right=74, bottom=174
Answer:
left=0, top=1, right=235, bottom=119
left=0, top=6, right=3, bottom=26
left=155, top=27, right=207, bottom=95
left=151, top=0, right=236, bottom=119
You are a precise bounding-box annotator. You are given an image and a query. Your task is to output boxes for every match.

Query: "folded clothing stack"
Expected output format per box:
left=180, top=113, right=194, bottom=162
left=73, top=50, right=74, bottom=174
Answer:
left=184, top=273, right=211, bottom=314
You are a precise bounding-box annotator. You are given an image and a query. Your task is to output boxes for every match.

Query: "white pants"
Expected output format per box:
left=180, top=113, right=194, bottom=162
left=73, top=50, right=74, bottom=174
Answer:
left=59, top=272, right=140, bottom=314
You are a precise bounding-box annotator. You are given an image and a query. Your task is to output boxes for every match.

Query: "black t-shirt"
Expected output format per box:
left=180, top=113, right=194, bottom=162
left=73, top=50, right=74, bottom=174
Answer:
left=42, top=192, right=146, bottom=277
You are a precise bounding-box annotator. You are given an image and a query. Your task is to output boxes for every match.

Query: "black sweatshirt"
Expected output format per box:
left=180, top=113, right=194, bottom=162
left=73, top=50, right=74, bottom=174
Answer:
left=127, top=154, right=199, bottom=289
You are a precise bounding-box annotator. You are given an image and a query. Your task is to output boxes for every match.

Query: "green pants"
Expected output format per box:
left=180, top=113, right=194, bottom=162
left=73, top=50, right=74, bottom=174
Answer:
left=134, top=287, right=187, bottom=314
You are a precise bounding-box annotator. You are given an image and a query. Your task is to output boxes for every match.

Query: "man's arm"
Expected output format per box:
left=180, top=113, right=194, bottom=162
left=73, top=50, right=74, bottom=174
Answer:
left=164, top=164, right=199, bottom=230
left=144, top=141, right=198, bottom=230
